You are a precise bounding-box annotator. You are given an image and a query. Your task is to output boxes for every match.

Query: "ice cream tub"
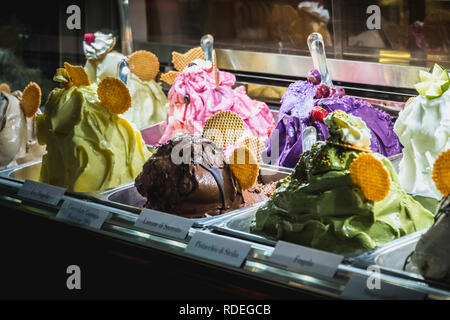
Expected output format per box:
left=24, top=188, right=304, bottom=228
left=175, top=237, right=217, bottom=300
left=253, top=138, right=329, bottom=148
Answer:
left=1, top=160, right=42, bottom=182
left=96, top=163, right=292, bottom=227
left=352, top=231, right=427, bottom=280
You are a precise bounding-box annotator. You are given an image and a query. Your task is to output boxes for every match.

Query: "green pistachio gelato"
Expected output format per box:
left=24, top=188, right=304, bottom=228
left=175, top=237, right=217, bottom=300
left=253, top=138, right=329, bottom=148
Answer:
left=251, top=141, right=434, bottom=254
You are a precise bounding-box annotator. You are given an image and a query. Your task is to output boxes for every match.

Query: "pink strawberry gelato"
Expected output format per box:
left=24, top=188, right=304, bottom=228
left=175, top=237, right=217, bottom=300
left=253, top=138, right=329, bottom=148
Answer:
left=159, top=60, right=275, bottom=145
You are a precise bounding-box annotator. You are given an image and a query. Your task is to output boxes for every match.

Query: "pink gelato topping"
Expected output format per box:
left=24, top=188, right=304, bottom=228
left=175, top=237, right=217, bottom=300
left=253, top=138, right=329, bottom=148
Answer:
left=159, top=60, right=275, bottom=145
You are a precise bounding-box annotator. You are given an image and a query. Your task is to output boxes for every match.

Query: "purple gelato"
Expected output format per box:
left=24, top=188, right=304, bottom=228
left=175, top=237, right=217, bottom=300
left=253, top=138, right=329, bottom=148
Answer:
left=266, top=78, right=402, bottom=168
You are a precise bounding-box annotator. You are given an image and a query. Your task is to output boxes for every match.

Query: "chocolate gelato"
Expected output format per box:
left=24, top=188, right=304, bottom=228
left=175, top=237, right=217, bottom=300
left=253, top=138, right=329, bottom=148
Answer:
left=135, top=134, right=275, bottom=218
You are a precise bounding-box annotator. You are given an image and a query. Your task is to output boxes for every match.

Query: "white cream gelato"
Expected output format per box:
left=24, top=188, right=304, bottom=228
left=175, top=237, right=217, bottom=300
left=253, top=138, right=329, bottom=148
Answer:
left=324, top=109, right=372, bottom=149
left=84, top=34, right=167, bottom=130
left=394, top=91, right=450, bottom=199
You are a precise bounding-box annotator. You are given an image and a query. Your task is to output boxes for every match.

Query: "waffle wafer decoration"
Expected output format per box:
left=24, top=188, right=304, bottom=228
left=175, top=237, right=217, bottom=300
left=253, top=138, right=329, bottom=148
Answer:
left=54, top=62, right=91, bottom=89
left=203, top=111, right=245, bottom=148
left=0, top=83, right=11, bottom=94
left=160, top=71, right=180, bottom=85
left=97, top=77, right=131, bottom=114
left=228, top=146, right=259, bottom=190
left=239, top=136, right=266, bottom=163
left=172, top=47, right=205, bottom=72
left=350, top=153, right=391, bottom=202
left=432, top=150, right=450, bottom=196
left=20, top=82, right=42, bottom=118
left=128, top=50, right=160, bottom=82
left=161, top=46, right=219, bottom=86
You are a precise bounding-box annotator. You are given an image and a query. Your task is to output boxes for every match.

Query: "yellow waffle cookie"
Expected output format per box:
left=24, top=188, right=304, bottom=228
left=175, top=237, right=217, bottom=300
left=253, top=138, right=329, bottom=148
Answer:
left=203, top=111, right=245, bottom=148
left=20, top=82, right=41, bottom=118
left=64, top=62, right=90, bottom=87
left=97, top=77, right=131, bottom=114
left=129, top=50, right=160, bottom=81
left=0, top=83, right=11, bottom=94
left=432, top=150, right=450, bottom=196
left=160, top=71, right=180, bottom=85
left=172, top=47, right=205, bottom=72
left=240, top=136, right=266, bottom=163
left=350, top=153, right=391, bottom=202
left=229, top=147, right=259, bottom=190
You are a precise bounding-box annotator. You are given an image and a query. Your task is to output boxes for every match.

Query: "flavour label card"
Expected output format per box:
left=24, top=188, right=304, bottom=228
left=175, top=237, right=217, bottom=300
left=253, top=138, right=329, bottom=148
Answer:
left=56, top=199, right=110, bottom=230
left=185, top=231, right=251, bottom=268
left=269, top=241, right=343, bottom=278
left=18, top=180, right=66, bottom=206
left=135, top=209, right=194, bottom=240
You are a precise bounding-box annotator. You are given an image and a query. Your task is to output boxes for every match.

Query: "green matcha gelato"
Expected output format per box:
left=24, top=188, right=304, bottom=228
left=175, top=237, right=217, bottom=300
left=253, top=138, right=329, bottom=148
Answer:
left=251, top=112, right=435, bottom=254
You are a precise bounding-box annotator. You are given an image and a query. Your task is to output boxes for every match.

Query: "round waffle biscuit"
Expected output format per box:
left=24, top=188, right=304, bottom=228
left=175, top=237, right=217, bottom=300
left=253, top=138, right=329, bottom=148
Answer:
left=0, top=83, right=11, bottom=94
left=128, top=50, right=160, bottom=81
left=350, top=153, right=391, bottom=202
left=432, top=149, right=450, bottom=196
left=203, top=111, right=245, bottom=148
left=97, top=77, right=131, bottom=114
left=20, top=82, right=41, bottom=118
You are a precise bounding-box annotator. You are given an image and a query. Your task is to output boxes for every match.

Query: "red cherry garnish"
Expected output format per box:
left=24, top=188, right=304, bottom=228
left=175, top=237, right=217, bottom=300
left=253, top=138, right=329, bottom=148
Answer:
left=84, top=33, right=96, bottom=45
left=311, top=106, right=328, bottom=123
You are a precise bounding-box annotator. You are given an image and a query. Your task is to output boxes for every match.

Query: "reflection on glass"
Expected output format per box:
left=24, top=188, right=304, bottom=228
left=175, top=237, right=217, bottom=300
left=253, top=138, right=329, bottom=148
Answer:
left=145, top=0, right=333, bottom=55
left=144, top=0, right=449, bottom=67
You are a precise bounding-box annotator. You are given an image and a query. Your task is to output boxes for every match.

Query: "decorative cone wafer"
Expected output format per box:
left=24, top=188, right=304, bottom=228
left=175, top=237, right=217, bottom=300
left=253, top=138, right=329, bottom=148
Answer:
left=64, top=62, right=90, bottom=87
left=128, top=50, right=160, bottom=81
left=228, top=146, right=259, bottom=190
left=350, top=153, right=391, bottom=202
left=172, top=47, right=205, bottom=72
left=203, top=111, right=245, bottom=148
left=160, top=71, right=180, bottom=85
left=432, top=150, right=450, bottom=196
left=329, top=141, right=372, bottom=153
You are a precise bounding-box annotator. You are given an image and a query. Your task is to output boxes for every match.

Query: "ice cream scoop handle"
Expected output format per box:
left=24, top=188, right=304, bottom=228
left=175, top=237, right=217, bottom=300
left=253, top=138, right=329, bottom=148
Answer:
left=201, top=34, right=214, bottom=63
left=302, top=126, right=317, bottom=152
left=307, top=33, right=333, bottom=88
left=118, top=0, right=133, bottom=56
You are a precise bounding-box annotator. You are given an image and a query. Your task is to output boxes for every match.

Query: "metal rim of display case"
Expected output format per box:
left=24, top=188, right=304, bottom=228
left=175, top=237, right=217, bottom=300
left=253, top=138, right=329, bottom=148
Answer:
left=136, top=42, right=432, bottom=90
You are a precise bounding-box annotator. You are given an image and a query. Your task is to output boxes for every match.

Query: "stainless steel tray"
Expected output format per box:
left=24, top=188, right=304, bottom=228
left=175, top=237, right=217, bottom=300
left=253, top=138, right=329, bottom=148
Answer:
left=209, top=206, right=277, bottom=246
left=371, top=231, right=425, bottom=277
left=0, top=160, right=42, bottom=182
left=96, top=164, right=292, bottom=227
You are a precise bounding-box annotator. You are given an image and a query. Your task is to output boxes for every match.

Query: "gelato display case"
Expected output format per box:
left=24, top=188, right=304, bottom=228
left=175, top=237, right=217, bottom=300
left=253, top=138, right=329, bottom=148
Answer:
left=0, top=0, right=449, bottom=300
